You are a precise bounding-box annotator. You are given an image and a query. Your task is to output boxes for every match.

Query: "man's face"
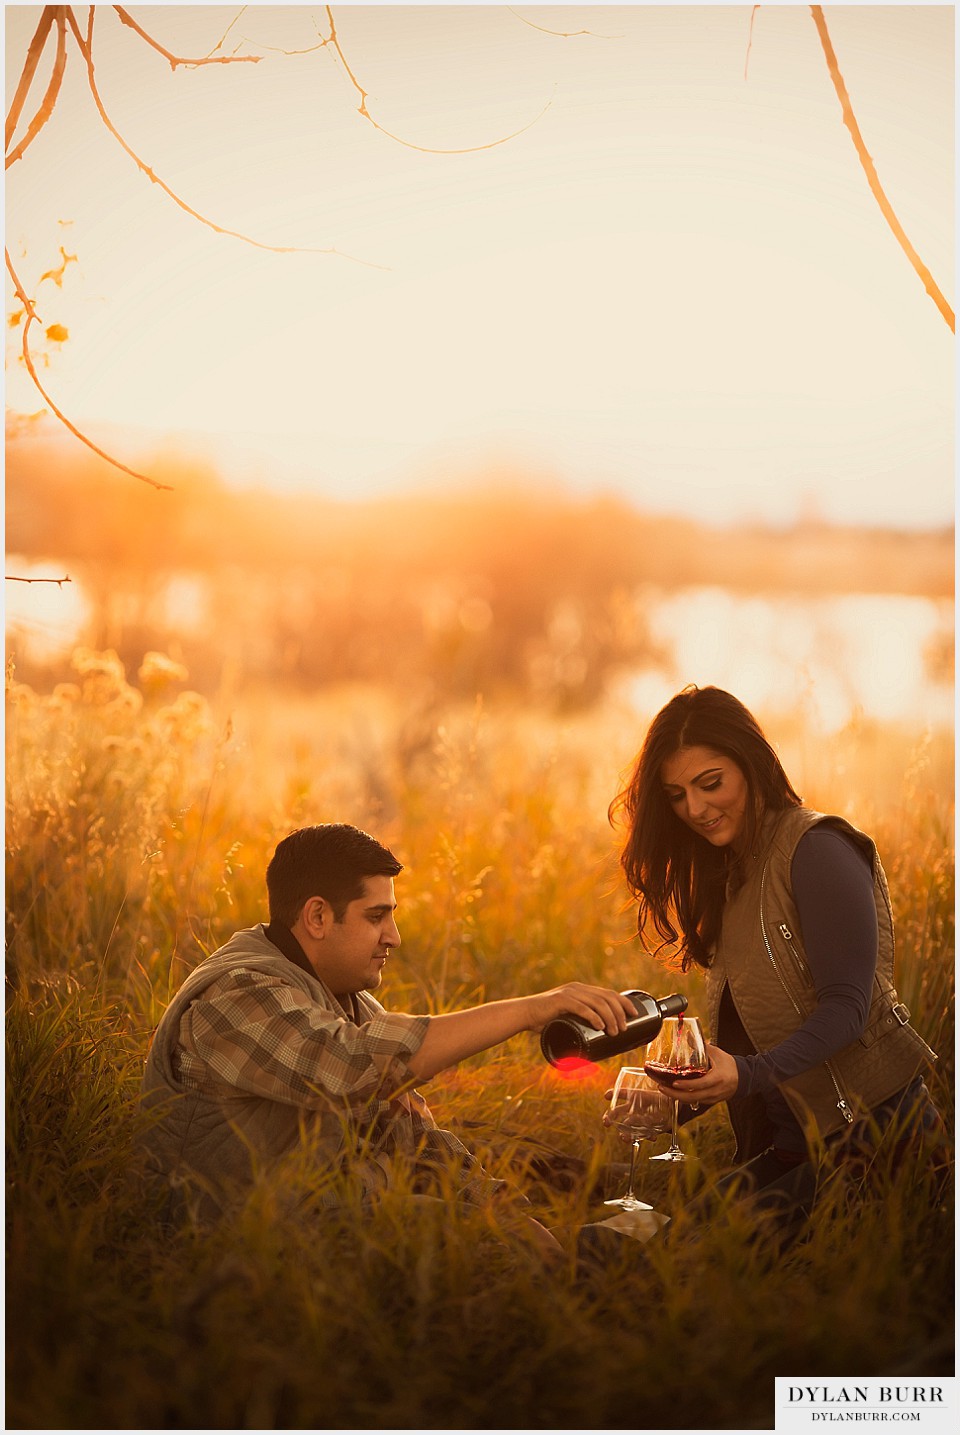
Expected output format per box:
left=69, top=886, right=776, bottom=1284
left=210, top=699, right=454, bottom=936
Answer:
left=311, top=874, right=401, bottom=996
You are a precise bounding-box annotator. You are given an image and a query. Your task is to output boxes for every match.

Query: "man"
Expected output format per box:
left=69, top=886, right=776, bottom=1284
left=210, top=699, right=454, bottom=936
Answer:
left=141, top=822, right=637, bottom=1230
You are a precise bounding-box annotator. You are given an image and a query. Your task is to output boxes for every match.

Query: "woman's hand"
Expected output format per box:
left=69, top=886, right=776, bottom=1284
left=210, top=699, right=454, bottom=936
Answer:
left=522, top=983, right=637, bottom=1036
left=646, top=1041, right=740, bottom=1107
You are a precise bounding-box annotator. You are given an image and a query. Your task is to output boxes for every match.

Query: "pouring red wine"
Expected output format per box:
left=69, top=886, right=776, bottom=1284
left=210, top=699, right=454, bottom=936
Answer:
left=643, top=1015, right=709, bottom=1162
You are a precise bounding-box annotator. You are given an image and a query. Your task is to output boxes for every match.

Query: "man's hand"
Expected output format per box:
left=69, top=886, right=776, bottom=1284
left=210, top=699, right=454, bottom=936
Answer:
left=521, top=983, right=637, bottom=1037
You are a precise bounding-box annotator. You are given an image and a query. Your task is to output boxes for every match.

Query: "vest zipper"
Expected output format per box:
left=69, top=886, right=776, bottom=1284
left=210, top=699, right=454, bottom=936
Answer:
left=759, top=864, right=855, bottom=1125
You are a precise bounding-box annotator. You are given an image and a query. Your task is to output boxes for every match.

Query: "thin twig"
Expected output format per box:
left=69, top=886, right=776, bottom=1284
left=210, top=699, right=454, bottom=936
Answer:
left=5, top=246, right=172, bottom=491
left=113, top=6, right=262, bottom=68
left=507, top=7, right=622, bottom=40
left=5, top=574, right=72, bottom=585
left=5, top=6, right=57, bottom=150
left=67, top=7, right=386, bottom=266
left=6, top=8, right=67, bottom=168
left=322, top=5, right=553, bottom=155
left=744, top=5, right=760, bottom=82
left=810, top=4, right=954, bottom=333
left=235, top=35, right=328, bottom=57
left=206, top=5, right=248, bottom=60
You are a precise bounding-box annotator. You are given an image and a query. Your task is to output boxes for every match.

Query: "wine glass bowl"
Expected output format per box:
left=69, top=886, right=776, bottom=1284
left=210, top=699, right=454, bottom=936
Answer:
left=643, top=1016, right=708, bottom=1163
left=604, top=1065, right=673, bottom=1210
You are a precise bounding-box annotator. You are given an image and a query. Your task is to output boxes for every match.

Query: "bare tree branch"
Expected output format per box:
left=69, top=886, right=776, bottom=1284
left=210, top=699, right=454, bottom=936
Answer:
left=4, top=5, right=385, bottom=489
left=205, top=6, right=249, bottom=60
left=65, top=7, right=386, bottom=267
left=5, top=246, right=173, bottom=491
left=113, top=6, right=262, bottom=69
left=5, top=6, right=57, bottom=151
left=204, top=3, right=328, bottom=58
left=6, top=574, right=72, bottom=585
left=506, top=8, right=623, bottom=40
left=744, top=5, right=760, bottom=82
left=810, top=4, right=954, bottom=333
left=6, top=8, right=67, bottom=169
left=236, top=35, right=329, bottom=58
left=322, top=5, right=553, bottom=155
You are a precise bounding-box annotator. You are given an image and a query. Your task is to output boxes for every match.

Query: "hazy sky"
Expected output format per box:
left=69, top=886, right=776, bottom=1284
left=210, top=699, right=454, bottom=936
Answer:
left=4, top=3, right=955, bottom=527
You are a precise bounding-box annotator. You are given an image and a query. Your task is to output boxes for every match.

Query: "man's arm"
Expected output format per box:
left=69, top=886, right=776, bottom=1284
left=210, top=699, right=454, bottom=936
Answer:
left=179, top=972, right=635, bottom=1099
left=406, top=983, right=637, bottom=1080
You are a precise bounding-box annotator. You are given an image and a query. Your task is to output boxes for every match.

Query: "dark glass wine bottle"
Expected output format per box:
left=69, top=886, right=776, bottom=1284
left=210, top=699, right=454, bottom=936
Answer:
left=539, top=991, right=688, bottom=1066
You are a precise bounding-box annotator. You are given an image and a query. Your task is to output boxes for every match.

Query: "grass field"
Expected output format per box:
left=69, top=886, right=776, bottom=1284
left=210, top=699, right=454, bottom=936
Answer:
left=5, top=652, right=955, bottom=1430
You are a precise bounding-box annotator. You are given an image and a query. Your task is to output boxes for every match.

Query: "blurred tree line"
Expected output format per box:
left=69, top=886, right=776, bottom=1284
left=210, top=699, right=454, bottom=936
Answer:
left=6, top=433, right=954, bottom=709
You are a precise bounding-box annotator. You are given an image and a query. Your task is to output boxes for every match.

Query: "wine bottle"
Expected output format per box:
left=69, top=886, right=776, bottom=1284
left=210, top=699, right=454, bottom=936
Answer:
left=539, top=991, right=688, bottom=1066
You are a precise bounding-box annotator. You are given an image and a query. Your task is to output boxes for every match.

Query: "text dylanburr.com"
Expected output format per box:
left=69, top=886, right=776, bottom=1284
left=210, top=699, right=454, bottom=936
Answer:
left=775, top=1380, right=957, bottom=1433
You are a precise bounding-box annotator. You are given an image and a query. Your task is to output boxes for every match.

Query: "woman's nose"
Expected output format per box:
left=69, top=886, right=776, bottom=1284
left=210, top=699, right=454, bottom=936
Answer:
left=687, top=790, right=708, bottom=818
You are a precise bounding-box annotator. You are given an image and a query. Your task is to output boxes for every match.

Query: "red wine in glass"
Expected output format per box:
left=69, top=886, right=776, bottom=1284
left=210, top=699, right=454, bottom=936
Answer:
left=644, top=1017, right=708, bottom=1162
left=643, top=1061, right=707, bottom=1081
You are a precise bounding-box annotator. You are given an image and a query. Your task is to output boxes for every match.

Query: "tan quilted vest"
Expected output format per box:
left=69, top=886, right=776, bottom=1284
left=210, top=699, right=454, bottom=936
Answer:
left=704, top=807, right=936, bottom=1147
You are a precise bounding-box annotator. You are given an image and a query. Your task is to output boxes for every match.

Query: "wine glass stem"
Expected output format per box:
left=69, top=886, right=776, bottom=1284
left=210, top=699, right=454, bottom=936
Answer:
left=625, top=1138, right=640, bottom=1200
left=670, top=1098, right=680, bottom=1152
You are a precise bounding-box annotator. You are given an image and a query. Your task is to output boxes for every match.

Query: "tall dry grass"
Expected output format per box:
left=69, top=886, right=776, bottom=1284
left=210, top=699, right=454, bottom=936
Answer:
left=5, top=649, right=954, bottom=1429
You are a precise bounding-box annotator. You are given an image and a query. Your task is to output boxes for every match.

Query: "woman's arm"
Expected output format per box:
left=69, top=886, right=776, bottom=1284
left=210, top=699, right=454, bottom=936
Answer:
left=668, top=827, right=879, bottom=1107
left=733, top=827, right=877, bottom=1092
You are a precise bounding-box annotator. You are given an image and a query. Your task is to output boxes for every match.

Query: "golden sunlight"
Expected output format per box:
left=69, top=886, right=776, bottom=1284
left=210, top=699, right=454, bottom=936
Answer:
left=4, top=5, right=953, bottom=526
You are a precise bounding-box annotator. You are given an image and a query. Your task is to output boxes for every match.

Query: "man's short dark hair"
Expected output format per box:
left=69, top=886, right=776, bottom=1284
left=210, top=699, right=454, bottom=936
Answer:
left=266, top=824, right=403, bottom=926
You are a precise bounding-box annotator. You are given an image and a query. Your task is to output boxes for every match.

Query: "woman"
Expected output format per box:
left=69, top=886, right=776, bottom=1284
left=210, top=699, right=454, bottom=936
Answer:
left=611, top=685, right=942, bottom=1224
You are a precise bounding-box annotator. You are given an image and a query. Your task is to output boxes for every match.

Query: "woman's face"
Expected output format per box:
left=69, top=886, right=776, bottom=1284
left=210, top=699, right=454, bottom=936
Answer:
left=660, top=745, right=750, bottom=851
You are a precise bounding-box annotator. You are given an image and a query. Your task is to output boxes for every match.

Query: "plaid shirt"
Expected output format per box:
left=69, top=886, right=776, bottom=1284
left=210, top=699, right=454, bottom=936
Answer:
left=171, top=927, right=502, bottom=1204
left=175, top=967, right=430, bottom=1110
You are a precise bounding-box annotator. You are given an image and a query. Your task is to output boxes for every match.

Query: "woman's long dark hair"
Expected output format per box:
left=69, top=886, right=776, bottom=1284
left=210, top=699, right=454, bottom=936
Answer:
left=610, top=686, right=802, bottom=969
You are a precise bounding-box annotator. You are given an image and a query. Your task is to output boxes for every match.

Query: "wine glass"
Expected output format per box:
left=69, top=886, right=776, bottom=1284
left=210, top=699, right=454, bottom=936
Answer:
left=644, top=1015, right=708, bottom=1163
left=604, top=1066, right=674, bottom=1210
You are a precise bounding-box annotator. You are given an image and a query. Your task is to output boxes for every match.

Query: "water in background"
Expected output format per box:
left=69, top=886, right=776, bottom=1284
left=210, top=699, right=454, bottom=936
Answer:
left=619, top=588, right=952, bottom=733
left=5, top=565, right=953, bottom=734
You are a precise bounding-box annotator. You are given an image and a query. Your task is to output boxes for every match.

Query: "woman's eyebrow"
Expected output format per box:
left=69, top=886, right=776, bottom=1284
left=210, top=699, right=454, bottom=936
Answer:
left=663, top=766, right=723, bottom=789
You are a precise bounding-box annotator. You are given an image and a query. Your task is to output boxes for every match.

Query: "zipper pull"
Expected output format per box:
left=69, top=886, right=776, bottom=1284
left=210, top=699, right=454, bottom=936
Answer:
left=837, top=1098, right=855, bottom=1124
left=778, top=923, right=793, bottom=941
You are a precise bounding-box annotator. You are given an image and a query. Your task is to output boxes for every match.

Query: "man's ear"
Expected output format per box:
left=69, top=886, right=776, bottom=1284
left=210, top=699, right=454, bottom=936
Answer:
left=300, top=896, right=330, bottom=941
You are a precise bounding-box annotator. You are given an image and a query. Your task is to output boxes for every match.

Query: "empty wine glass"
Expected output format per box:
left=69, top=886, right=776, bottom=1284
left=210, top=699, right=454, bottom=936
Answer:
left=644, top=1015, right=708, bottom=1163
left=604, top=1065, right=674, bottom=1210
